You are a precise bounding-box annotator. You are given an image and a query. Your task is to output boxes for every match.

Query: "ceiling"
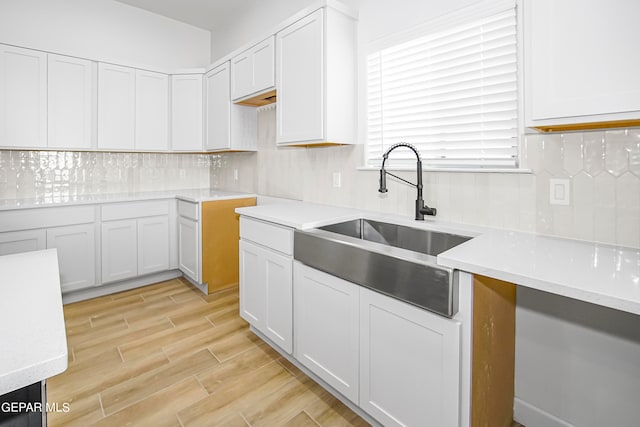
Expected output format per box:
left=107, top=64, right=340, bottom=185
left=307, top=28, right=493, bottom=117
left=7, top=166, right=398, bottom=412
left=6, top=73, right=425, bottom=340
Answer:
left=114, top=0, right=261, bottom=31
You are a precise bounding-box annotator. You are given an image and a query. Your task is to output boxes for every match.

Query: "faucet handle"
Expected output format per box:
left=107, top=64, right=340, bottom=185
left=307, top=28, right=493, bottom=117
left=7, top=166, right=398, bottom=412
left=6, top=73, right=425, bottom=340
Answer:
left=420, top=206, right=437, bottom=216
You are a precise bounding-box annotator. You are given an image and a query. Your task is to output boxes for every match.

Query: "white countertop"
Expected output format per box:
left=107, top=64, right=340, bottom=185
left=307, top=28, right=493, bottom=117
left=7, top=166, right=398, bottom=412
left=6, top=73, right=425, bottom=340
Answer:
left=236, top=202, right=640, bottom=316
left=0, top=249, right=68, bottom=395
left=0, top=189, right=257, bottom=211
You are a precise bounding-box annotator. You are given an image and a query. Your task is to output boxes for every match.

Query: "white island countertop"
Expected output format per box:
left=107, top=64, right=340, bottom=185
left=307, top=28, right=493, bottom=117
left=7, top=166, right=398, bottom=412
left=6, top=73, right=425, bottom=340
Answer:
left=236, top=201, right=640, bottom=317
left=0, top=249, right=68, bottom=395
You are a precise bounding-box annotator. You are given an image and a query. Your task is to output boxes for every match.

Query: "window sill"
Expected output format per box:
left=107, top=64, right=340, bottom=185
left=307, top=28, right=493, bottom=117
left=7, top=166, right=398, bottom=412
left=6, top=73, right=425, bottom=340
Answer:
left=356, top=166, right=533, bottom=174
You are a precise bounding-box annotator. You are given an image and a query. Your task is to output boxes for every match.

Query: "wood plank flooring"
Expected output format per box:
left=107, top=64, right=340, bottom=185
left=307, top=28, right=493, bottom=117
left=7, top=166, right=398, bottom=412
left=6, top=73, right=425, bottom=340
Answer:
left=48, top=278, right=369, bottom=427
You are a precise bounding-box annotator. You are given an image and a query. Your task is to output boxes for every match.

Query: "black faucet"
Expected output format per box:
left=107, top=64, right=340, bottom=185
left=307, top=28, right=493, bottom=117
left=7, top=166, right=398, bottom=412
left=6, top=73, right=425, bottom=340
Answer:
left=378, top=142, right=437, bottom=220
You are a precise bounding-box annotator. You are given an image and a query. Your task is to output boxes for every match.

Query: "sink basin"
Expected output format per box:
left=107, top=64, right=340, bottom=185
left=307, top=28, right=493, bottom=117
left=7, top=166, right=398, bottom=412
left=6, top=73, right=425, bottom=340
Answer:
left=318, top=219, right=471, bottom=257
left=294, top=219, right=472, bottom=318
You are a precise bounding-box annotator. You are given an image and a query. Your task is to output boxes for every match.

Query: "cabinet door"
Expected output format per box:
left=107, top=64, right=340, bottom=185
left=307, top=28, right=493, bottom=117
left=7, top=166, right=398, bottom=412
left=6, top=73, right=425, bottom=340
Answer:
left=359, top=287, right=461, bottom=427
left=48, top=54, right=95, bottom=149
left=276, top=10, right=324, bottom=144
left=252, top=36, right=275, bottom=96
left=178, top=216, right=199, bottom=283
left=293, top=262, right=359, bottom=403
left=0, top=229, right=46, bottom=256
left=137, top=216, right=169, bottom=275
left=231, top=36, right=275, bottom=101
left=239, top=240, right=293, bottom=353
left=205, top=63, right=231, bottom=151
left=0, top=44, right=47, bottom=148
left=135, top=70, right=169, bottom=151
left=101, top=219, right=137, bottom=283
left=171, top=74, right=203, bottom=151
left=525, top=0, right=640, bottom=123
left=97, top=63, right=135, bottom=150
left=46, top=224, right=96, bottom=292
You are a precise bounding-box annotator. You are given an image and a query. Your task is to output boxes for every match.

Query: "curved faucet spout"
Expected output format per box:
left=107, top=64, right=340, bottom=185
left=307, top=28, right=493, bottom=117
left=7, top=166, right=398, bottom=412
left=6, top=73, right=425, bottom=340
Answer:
left=378, top=142, right=436, bottom=220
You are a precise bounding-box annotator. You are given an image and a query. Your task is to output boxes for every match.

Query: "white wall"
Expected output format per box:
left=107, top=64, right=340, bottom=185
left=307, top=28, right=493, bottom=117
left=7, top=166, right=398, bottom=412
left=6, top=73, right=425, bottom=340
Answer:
left=0, top=0, right=211, bottom=69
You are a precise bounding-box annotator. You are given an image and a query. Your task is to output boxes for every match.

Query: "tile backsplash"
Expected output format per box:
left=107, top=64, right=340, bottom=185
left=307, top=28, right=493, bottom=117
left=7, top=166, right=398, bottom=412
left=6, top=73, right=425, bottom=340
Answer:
left=0, top=151, right=211, bottom=201
left=212, top=107, right=640, bottom=249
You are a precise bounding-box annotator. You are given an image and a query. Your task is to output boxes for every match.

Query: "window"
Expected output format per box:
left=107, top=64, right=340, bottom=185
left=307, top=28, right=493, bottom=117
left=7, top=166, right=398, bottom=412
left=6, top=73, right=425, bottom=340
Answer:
left=366, top=1, right=519, bottom=169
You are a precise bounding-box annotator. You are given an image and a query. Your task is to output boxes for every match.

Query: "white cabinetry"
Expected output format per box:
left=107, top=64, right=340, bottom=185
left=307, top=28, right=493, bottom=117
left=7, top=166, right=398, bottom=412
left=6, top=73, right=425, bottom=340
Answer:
left=239, top=217, right=293, bottom=354
left=231, top=37, right=275, bottom=101
left=101, top=219, right=138, bottom=283
left=178, top=215, right=199, bottom=283
left=524, top=0, right=640, bottom=130
left=276, top=7, right=356, bottom=145
left=0, top=230, right=46, bottom=256
left=47, top=224, right=96, bottom=292
left=293, top=262, right=359, bottom=403
left=171, top=74, right=203, bottom=151
left=101, top=201, right=169, bottom=284
left=205, top=62, right=257, bottom=152
left=135, top=70, right=169, bottom=151
left=97, top=63, right=135, bottom=150
left=0, top=44, right=47, bottom=148
left=47, top=54, right=95, bottom=149
left=359, top=287, right=461, bottom=427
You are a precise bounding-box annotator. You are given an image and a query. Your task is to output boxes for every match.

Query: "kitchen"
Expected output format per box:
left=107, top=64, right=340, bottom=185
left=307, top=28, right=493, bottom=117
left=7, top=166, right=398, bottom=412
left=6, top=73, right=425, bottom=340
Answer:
left=0, top=0, right=639, bottom=426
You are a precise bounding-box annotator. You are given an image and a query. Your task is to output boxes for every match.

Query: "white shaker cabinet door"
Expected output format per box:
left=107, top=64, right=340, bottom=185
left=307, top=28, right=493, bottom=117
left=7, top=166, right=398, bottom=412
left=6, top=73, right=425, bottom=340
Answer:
left=0, top=44, right=47, bottom=148
left=359, top=287, right=461, bottom=427
left=97, top=63, right=135, bottom=150
left=204, top=62, right=231, bottom=151
left=0, top=229, right=46, bottom=256
left=178, top=216, right=199, bottom=283
left=239, top=240, right=293, bottom=354
left=101, top=219, right=138, bottom=283
left=48, top=54, right=95, bottom=149
left=46, top=224, right=96, bottom=292
left=137, top=216, right=169, bottom=276
left=135, top=70, right=169, bottom=151
left=293, top=262, right=359, bottom=404
left=171, top=74, right=203, bottom=151
left=276, top=10, right=324, bottom=144
left=231, top=36, right=275, bottom=101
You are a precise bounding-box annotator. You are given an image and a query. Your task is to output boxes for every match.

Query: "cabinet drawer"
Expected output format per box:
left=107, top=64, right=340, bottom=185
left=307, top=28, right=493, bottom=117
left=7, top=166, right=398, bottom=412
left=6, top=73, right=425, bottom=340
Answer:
left=177, top=200, right=199, bottom=221
left=240, top=217, right=293, bottom=255
left=0, top=205, right=95, bottom=233
left=101, top=200, right=169, bottom=221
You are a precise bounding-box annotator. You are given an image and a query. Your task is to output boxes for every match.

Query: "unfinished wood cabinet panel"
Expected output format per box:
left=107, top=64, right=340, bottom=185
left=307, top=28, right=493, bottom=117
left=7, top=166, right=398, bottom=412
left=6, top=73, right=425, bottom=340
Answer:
left=201, top=197, right=256, bottom=293
left=472, top=275, right=517, bottom=427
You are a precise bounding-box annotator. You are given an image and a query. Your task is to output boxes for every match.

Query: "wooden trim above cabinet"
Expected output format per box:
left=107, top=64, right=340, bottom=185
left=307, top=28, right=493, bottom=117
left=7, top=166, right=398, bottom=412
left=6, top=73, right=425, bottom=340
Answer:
left=532, top=119, right=640, bottom=133
left=201, top=197, right=256, bottom=294
left=472, top=275, right=516, bottom=427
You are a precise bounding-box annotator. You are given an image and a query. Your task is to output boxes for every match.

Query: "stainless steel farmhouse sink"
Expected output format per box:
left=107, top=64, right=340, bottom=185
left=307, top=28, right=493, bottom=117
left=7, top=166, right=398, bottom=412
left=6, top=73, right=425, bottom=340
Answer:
left=294, top=219, right=472, bottom=317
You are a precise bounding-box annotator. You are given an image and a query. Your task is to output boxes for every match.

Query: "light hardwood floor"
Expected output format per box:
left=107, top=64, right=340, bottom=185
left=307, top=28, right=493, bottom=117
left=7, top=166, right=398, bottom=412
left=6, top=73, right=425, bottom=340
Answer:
left=48, top=278, right=370, bottom=427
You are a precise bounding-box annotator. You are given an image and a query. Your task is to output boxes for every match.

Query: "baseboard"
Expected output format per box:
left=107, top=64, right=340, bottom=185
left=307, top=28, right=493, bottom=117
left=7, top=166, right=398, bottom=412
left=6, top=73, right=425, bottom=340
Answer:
left=62, top=270, right=182, bottom=303
left=514, top=397, right=575, bottom=427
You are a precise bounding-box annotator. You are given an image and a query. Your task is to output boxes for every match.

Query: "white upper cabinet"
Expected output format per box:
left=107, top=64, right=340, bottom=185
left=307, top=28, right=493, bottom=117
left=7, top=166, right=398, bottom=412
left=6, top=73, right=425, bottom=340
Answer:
left=97, top=63, right=135, bottom=150
left=231, top=36, right=275, bottom=101
left=276, top=7, right=356, bottom=146
left=0, top=44, right=47, bottom=149
left=135, top=70, right=169, bottom=151
left=524, top=0, right=640, bottom=130
left=171, top=74, right=203, bottom=151
left=48, top=54, right=96, bottom=149
left=205, top=62, right=256, bottom=152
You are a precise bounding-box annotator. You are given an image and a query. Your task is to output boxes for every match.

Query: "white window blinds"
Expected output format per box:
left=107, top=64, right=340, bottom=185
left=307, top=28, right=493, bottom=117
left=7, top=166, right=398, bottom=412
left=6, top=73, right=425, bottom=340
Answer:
left=366, top=4, right=519, bottom=169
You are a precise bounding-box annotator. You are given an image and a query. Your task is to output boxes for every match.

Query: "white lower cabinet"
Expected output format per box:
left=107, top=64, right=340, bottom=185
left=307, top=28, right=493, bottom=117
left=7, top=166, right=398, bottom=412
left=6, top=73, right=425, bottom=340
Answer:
left=137, top=216, right=169, bottom=275
left=359, top=287, right=461, bottom=427
left=293, top=262, right=359, bottom=404
left=177, top=216, right=199, bottom=283
left=46, top=224, right=96, bottom=292
left=101, top=219, right=138, bottom=283
left=0, top=229, right=46, bottom=256
left=239, top=239, right=292, bottom=353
